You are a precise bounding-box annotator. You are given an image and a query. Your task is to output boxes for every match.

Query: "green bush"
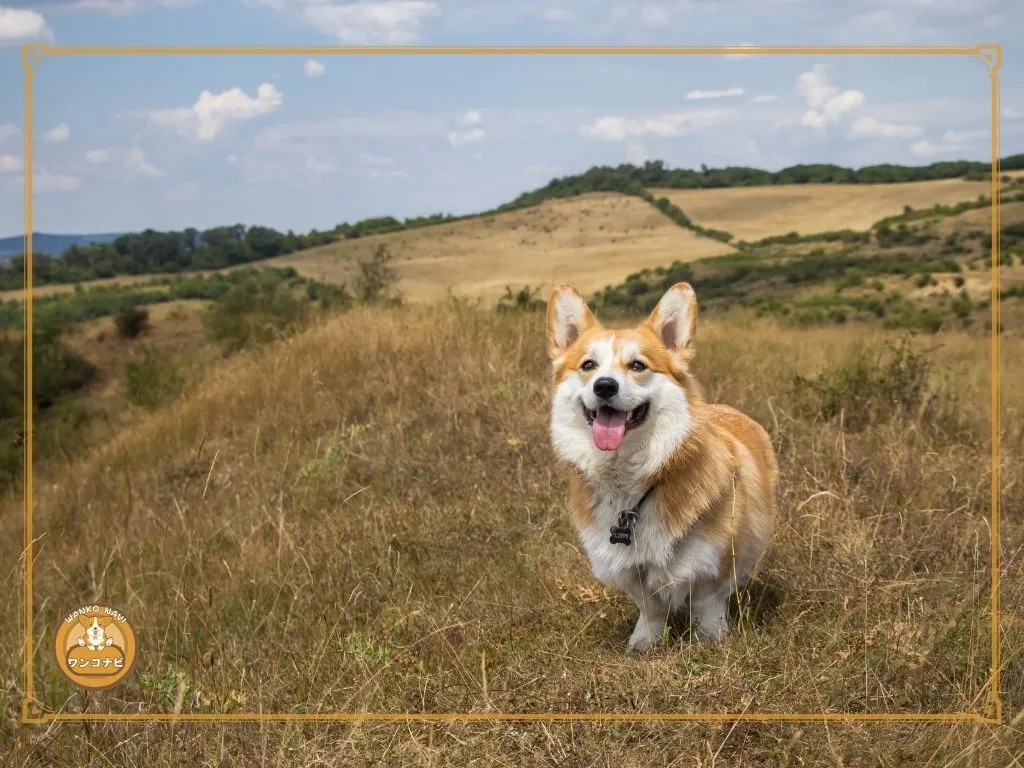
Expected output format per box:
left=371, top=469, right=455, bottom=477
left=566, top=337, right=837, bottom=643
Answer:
left=495, top=285, right=545, bottom=313
left=115, top=304, right=150, bottom=339
left=951, top=290, right=974, bottom=320
left=0, top=319, right=97, bottom=488
left=354, top=245, right=401, bottom=305
left=791, top=338, right=933, bottom=430
left=124, top=346, right=185, bottom=409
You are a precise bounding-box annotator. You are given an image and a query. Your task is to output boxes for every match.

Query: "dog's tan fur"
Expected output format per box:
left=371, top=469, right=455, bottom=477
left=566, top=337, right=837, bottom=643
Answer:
left=547, top=282, right=777, bottom=650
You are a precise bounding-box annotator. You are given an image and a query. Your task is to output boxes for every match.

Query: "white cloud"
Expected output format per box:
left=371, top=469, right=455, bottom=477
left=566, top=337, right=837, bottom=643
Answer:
left=164, top=180, right=200, bottom=203
left=0, top=6, right=53, bottom=43
left=848, top=116, right=922, bottom=139
left=359, top=152, right=395, bottom=166
left=304, top=58, right=325, bottom=78
left=448, top=110, right=486, bottom=147
left=0, top=153, right=22, bottom=173
left=0, top=122, right=20, bottom=142
left=226, top=154, right=238, bottom=164
left=910, top=139, right=971, bottom=158
left=1004, top=108, right=1021, bottom=120
left=73, top=0, right=137, bottom=12
left=686, top=87, right=744, bottom=101
left=35, top=169, right=83, bottom=192
left=85, top=148, right=110, bottom=164
left=447, top=127, right=486, bottom=147
left=365, top=167, right=408, bottom=179
left=304, top=157, right=336, bottom=172
left=125, top=147, right=163, bottom=178
left=625, top=143, right=648, bottom=165
left=71, top=0, right=201, bottom=12
left=752, top=94, right=778, bottom=103
left=797, top=65, right=865, bottom=129
left=82, top=145, right=162, bottom=177
left=148, top=82, right=283, bottom=141
left=580, top=109, right=734, bottom=141
left=942, top=128, right=988, bottom=143
left=42, top=123, right=70, bottom=143
left=256, top=0, right=439, bottom=44
left=359, top=152, right=405, bottom=177
left=358, top=151, right=406, bottom=177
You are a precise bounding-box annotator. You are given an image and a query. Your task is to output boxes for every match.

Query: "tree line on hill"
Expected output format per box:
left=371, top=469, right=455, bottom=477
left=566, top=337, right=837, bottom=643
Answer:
left=3, top=154, right=1021, bottom=290
left=497, top=155, right=1024, bottom=211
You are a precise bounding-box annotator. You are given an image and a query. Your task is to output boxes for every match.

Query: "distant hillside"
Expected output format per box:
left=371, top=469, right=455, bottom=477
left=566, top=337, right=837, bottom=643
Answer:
left=2, top=153, right=1022, bottom=288
left=0, top=231, right=128, bottom=260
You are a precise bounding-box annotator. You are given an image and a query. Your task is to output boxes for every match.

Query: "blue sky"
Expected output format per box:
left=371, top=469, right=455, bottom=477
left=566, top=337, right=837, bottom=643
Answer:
left=0, top=0, right=1022, bottom=235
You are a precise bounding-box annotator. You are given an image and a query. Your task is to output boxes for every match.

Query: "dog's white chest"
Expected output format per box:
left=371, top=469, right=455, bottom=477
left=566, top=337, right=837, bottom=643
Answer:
left=575, top=487, right=723, bottom=591
left=577, top=488, right=675, bottom=577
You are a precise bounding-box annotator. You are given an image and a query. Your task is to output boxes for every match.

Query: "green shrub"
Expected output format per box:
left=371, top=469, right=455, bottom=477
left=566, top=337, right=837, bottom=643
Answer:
left=124, top=346, right=185, bottom=410
left=115, top=304, right=150, bottom=339
left=355, top=245, right=401, bottom=305
left=0, top=320, right=97, bottom=488
left=495, top=285, right=545, bottom=313
left=791, top=338, right=933, bottom=430
left=951, top=291, right=974, bottom=320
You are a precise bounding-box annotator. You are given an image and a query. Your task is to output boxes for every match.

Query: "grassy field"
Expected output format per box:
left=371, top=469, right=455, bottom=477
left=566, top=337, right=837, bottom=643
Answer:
left=259, top=193, right=736, bottom=304
left=650, top=177, right=1001, bottom=243
left=3, top=165, right=1024, bottom=763
left=3, top=298, right=1022, bottom=764
left=0, top=193, right=731, bottom=304
left=7, top=174, right=1016, bottom=306
left=0, top=272, right=182, bottom=302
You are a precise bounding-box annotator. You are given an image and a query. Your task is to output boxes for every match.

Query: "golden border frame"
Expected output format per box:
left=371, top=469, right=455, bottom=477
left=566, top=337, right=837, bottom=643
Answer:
left=19, top=43, right=1004, bottom=726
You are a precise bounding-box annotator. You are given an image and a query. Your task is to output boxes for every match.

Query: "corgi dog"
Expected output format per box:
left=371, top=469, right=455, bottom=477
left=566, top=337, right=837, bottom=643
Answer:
left=546, top=282, right=777, bottom=652
left=79, top=615, right=116, bottom=651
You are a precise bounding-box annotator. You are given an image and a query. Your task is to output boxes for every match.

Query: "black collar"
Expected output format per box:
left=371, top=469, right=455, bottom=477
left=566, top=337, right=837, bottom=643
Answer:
left=609, top=485, right=656, bottom=546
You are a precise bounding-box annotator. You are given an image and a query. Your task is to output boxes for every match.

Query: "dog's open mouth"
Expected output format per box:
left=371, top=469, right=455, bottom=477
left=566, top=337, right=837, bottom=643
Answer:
left=582, top=402, right=649, bottom=452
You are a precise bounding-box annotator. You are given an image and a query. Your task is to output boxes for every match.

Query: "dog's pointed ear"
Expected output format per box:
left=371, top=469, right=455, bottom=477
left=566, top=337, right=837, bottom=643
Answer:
left=547, top=285, right=598, bottom=360
left=645, top=282, right=698, bottom=363
left=78, top=616, right=92, bottom=628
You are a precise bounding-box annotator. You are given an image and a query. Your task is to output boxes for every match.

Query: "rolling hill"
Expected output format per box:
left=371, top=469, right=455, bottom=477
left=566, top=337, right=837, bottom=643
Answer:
left=254, top=175, right=1021, bottom=303
left=649, top=176, right=1001, bottom=243
left=261, top=193, right=736, bottom=303
left=4, top=155, right=1024, bottom=293
left=8, top=172, right=1018, bottom=305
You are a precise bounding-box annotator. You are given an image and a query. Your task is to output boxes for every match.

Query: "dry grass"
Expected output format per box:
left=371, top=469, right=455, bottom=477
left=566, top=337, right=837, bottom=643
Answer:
left=0, top=272, right=177, bottom=302
left=651, top=178, right=997, bottom=242
left=61, top=299, right=211, bottom=404
left=254, top=194, right=735, bottom=303
left=3, top=300, right=1023, bottom=764
left=5, top=176, right=1015, bottom=305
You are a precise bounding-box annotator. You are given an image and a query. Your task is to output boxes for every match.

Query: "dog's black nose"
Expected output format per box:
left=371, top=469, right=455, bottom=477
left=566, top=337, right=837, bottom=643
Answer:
left=593, top=377, right=619, bottom=400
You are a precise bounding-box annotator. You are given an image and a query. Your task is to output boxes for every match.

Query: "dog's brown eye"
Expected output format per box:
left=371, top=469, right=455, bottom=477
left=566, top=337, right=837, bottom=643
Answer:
left=630, top=360, right=647, bottom=372
left=581, top=360, right=597, bottom=371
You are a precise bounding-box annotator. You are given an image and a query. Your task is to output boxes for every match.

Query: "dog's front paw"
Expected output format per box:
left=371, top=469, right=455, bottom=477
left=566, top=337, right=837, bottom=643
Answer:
left=626, top=624, right=661, bottom=654
left=694, top=621, right=729, bottom=644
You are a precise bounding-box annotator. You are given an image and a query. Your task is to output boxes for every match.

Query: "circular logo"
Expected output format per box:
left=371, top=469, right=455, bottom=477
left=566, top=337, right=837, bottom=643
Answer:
left=54, top=605, right=137, bottom=689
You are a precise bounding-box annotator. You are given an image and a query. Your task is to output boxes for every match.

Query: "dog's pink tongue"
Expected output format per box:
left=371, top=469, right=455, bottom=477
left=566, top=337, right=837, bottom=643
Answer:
left=592, top=409, right=627, bottom=452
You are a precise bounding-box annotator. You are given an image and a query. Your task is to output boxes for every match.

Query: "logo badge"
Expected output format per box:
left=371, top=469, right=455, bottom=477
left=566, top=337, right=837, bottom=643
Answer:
left=54, top=605, right=137, bottom=689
